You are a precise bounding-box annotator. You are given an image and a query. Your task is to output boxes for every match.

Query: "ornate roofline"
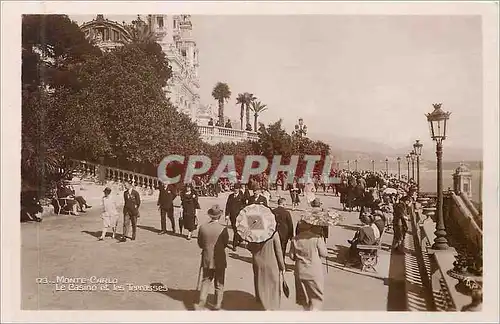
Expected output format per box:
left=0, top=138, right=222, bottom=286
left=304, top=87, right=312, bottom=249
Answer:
left=80, top=14, right=132, bottom=41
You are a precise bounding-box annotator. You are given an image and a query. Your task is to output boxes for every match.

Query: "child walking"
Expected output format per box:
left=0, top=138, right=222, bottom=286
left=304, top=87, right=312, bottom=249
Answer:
left=99, top=187, right=118, bottom=241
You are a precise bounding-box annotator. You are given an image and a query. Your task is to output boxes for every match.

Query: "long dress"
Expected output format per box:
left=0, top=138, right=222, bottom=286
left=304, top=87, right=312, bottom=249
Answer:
left=101, top=195, right=118, bottom=228
left=304, top=181, right=316, bottom=205
left=247, top=233, right=285, bottom=310
left=291, top=231, right=328, bottom=310
left=180, top=191, right=200, bottom=231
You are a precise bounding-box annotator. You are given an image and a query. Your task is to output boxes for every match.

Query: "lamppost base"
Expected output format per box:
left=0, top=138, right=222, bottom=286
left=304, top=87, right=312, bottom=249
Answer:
left=432, top=237, right=449, bottom=250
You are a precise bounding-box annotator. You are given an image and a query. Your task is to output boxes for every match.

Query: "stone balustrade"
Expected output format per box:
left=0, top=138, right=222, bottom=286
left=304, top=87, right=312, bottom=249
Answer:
left=69, top=159, right=161, bottom=191
left=198, top=125, right=259, bottom=144
left=406, top=195, right=482, bottom=312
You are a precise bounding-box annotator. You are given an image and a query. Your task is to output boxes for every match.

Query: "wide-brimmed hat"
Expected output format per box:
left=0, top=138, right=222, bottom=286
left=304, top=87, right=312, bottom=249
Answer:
left=103, top=187, right=112, bottom=194
left=310, top=198, right=322, bottom=208
left=208, top=204, right=223, bottom=218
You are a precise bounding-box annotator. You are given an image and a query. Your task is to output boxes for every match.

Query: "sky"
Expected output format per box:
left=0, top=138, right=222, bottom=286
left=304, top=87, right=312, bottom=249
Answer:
left=71, top=14, right=483, bottom=151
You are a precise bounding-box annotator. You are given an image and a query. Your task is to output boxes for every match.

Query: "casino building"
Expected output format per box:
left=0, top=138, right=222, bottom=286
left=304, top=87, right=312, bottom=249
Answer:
left=79, top=14, right=258, bottom=144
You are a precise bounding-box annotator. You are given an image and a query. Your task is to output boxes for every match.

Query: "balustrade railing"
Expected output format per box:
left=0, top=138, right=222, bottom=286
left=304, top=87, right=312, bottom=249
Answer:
left=68, top=159, right=161, bottom=191
left=410, top=194, right=483, bottom=312
left=197, top=125, right=259, bottom=142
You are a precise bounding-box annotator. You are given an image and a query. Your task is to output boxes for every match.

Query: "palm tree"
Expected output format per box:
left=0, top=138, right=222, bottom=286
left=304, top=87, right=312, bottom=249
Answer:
left=236, top=92, right=255, bottom=130
left=126, top=15, right=159, bottom=43
left=212, top=82, right=231, bottom=126
left=250, top=100, right=267, bottom=132
left=245, top=93, right=256, bottom=130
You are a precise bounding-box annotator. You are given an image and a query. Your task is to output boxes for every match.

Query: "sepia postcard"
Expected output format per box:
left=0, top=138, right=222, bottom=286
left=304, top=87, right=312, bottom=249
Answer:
left=1, top=1, right=499, bottom=323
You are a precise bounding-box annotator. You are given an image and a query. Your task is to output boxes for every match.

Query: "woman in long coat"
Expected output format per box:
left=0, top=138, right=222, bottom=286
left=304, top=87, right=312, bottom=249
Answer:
left=180, top=184, right=200, bottom=240
left=291, top=221, right=328, bottom=310
left=288, top=180, right=301, bottom=210
left=247, top=232, right=286, bottom=310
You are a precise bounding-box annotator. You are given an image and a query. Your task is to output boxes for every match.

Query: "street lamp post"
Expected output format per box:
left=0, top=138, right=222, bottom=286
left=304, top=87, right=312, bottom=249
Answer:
left=355, top=159, right=358, bottom=171
left=410, top=150, right=416, bottom=181
left=293, top=118, right=307, bottom=137
left=405, top=154, right=411, bottom=180
left=397, top=157, right=401, bottom=180
left=426, top=103, right=451, bottom=250
left=371, top=160, right=375, bottom=172
left=385, top=158, right=389, bottom=175
left=413, top=139, right=423, bottom=192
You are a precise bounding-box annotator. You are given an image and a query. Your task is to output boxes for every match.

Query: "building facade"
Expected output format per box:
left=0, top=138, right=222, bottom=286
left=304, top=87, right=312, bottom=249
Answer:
left=79, top=14, right=257, bottom=143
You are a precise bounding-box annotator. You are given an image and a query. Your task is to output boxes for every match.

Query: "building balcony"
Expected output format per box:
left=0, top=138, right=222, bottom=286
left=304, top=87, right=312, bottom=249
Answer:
left=197, top=125, right=259, bottom=144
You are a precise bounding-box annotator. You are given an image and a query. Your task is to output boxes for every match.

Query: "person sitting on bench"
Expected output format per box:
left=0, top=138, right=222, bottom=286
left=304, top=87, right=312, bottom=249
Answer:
left=57, top=182, right=92, bottom=213
left=346, top=214, right=378, bottom=266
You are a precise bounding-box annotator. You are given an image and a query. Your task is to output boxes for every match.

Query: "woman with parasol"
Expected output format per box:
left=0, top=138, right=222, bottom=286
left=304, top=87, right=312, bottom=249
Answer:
left=236, top=203, right=285, bottom=310
left=291, top=220, right=328, bottom=311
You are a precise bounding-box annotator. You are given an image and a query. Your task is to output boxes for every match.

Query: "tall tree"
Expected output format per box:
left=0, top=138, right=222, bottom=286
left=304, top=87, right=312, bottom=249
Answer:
left=21, top=14, right=101, bottom=191
left=236, top=92, right=255, bottom=130
left=126, top=15, right=160, bottom=44
left=212, top=82, right=231, bottom=126
left=245, top=93, right=256, bottom=130
left=250, top=100, right=268, bottom=132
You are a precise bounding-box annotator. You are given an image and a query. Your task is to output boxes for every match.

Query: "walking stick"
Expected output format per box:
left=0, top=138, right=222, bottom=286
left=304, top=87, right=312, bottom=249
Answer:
left=196, top=254, right=203, bottom=291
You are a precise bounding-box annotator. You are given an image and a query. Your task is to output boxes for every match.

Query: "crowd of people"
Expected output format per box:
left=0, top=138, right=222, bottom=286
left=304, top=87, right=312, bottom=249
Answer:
left=23, top=167, right=417, bottom=311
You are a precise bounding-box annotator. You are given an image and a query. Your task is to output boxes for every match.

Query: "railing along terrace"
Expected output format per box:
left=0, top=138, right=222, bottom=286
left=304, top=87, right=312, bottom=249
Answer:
left=197, top=125, right=259, bottom=142
left=69, top=159, right=161, bottom=192
left=412, top=192, right=482, bottom=312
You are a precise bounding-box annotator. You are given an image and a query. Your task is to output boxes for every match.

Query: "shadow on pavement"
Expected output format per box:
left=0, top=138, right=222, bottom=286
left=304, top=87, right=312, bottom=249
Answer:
left=81, top=230, right=101, bottom=238
left=221, top=290, right=262, bottom=310
left=327, top=244, right=350, bottom=264
left=137, top=225, right=161, bottom=234
left=228, top=252, right=253, bottom=264
left=336, top=224, right=360, bottom=232
left=386, top=236, right=407, bottom=311
left=150, top=283, right=261, bottom=311
left=150, top=283, right=197, bottom=310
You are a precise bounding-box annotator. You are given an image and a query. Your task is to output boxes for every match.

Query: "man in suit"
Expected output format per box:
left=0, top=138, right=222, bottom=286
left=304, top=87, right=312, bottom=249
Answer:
left=225, top=184, right=245, bottom=251
left=196, top=204, right=229, bottom=310
left=120, top=181, right=141, bottom=242
left=272, top=198, right=294, bottom=260
left=240, top=183, right=251, bottom=206
left=157, top=180, right=177, bottom=235
left=248, top=187, right=268, bottom=206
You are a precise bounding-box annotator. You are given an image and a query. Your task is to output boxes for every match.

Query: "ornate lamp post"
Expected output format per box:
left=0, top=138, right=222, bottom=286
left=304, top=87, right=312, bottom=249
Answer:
left=355, top=159, right=358, bottom=171
left=397, top=157, right=401, bottom=180
left=293, top=118, right=307, bottom=137
left=426, top=103, right=451, bottom=250
left=347, top=160, right=350, bottom=171
left=413, top=139, right=423, bottom=192
left=410, top=150, right=416, bottom=181
left=371, top=160, right=375, bottom=172
left=405, top=154, right=411, bottom=180
left=385, top=158, right=389, bottom=175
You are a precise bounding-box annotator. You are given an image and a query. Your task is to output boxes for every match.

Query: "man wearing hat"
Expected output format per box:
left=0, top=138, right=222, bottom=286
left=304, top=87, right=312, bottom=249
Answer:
left=248, top=186, right=268, bottom=207
left=120, top=181, right=141, bottom=242
left=196, top=204, right=229, bottom=310
left=225, top=183, right=245, bottom=251
left=157, top=180, right=177, bottom=235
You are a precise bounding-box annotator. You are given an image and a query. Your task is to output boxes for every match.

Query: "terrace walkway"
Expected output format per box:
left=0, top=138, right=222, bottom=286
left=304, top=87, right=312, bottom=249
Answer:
left=21, top=183, right=420, bottom=311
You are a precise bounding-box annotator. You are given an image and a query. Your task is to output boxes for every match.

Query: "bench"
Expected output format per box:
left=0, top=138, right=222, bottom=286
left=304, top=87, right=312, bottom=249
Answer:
left=357, top=230, right=387, bottom=272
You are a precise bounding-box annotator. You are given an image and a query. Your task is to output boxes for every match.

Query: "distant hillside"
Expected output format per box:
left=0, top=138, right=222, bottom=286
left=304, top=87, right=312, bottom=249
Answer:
left=309, top=132, right=482, bottom=168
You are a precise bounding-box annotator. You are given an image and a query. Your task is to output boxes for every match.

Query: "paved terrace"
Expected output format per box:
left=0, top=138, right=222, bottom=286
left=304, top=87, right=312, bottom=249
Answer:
left=22, top=187, right=410, bottom=311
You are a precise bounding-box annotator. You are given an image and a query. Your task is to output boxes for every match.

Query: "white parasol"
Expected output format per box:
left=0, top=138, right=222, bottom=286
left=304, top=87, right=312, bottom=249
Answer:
left=383, top=187, right=398, bottom=195
left=236, top=204, right=277, bottom=243
left=301, top=207, right=344, bottom=227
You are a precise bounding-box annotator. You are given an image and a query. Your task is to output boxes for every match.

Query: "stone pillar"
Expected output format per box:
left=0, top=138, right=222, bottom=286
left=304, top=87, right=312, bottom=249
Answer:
left=452, top=163, right=473, bottom=199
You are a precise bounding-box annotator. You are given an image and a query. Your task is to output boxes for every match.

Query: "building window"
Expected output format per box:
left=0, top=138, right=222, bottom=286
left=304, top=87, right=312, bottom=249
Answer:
left=173, top=20, right=177, bottom=28
left=181, top=50, right=186, bottom=57
left=104, top=28, right=110, bottom=41
left=157, top=17, right=164, bottom=28
left=113, top=30, right=119, bottom=41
